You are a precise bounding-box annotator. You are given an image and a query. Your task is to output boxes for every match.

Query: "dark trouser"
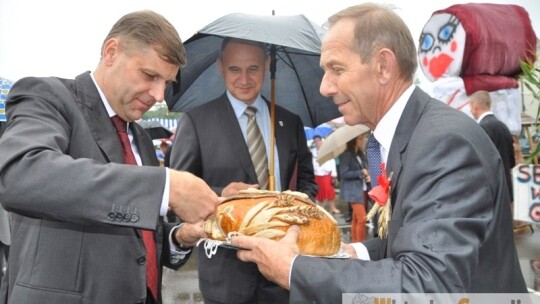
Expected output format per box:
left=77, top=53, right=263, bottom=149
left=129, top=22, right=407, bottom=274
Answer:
left=202, top=272, right=288, bottom=304
left=199, top=246, right=289, bottom=304
left=145, top=289, right=157, bottom=304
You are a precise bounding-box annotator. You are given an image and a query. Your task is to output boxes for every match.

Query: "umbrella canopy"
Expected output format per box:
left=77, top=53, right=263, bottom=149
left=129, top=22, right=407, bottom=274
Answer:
left=165, top=12, right=340, bottom=128
left=317, top=124, right=370, bottom=165
left=138, top=120, right=173, bottom=140
left=304, top=123, right=333, bottom=140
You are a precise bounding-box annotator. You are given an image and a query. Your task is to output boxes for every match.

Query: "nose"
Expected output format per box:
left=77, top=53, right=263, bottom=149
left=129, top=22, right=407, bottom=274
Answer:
left=149, top=81, right=166, bottom=103
left=238, top=71, right=250, bottom=84
left=319, top=73, right=336, bottom=97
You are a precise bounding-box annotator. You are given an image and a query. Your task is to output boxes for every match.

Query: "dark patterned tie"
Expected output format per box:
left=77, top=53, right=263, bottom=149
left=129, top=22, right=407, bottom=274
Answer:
left=244, top=106, right=269, bottom=190
left=367, top=133, right=382, bottom=187
left=111, top=115, right=158, bottom=301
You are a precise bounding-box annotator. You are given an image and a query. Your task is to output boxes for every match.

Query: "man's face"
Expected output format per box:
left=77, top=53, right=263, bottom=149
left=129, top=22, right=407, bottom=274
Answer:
left=469, top=102, right=479, bottom=119
left=319, top=19, right=378, bottom=128
left=217, top=41, right=269, bottom=104
left=313, top=137, right=322, bottom=149
left=101, top=39, right=179, bottom=122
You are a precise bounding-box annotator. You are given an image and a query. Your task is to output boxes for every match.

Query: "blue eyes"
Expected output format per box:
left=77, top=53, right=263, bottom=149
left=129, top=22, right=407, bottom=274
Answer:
left=439, top=24, right=456, bottom=43
left=419, top=16, right=460, bottom=53
left=420, top=33, right=435, bottom=52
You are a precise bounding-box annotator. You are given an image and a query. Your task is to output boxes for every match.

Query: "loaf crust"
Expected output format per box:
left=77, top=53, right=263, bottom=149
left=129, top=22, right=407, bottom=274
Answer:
left=204, top=189, right=341, bottom=256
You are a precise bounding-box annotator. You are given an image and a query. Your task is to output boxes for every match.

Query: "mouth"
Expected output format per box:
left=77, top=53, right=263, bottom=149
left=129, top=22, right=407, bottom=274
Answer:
left=335, top=100, right=350, bottom=111
left=136, top=98, right=155, bottom=108
left=238, top=87, right=253, bottom=93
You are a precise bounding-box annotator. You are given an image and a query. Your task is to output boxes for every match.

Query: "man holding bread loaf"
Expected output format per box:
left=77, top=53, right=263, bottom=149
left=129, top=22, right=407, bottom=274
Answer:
left=0, top=11, right=220, bottom=304
left=231, top=3, right=527, bottom=302
left=170, top=38, right=317, bottom=303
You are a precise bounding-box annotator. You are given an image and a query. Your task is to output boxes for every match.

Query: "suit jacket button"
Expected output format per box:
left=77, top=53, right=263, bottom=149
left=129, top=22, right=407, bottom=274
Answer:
left=131, top=214, right=139, bottom=222
left=123, top=213, right=131, bottom=222
left=107, top=212, right=116, bottom=221
left=136, top=256, right=146, bottom=264
left=115, top=212, right=124, bottom=221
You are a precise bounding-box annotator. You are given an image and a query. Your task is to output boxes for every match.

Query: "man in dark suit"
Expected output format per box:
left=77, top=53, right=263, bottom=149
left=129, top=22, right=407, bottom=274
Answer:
left=169, top=38, right=317, bottom=304
left=231, top=4, right=527, bottom=302
left=0, top=11, right=220, bottom=304
left=469, top=90, right=516, bottom=202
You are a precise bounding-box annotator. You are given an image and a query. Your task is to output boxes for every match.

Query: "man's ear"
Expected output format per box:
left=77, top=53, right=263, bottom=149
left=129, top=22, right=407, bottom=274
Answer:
left=216, top=58, right=224, bottom=76
left=375, top=48, right=396, bottom=85
left=102, top=38, right=120, bottom=66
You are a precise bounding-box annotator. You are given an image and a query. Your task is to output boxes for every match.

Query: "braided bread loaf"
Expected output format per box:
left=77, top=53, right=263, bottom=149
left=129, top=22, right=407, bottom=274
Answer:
left=203, top=189, right=341, bottom=256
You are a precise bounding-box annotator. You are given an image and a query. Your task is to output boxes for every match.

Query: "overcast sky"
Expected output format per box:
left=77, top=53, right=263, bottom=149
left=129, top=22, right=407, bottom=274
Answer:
left=1, top=0, right=538, bottom=84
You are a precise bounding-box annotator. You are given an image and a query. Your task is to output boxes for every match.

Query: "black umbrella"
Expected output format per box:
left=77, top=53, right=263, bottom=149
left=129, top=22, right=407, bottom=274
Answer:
left=137, top=120, right=173, bottom=140
left=165, top=13, right=341, bottom=190
left=165, top=12, right=340, bottom=128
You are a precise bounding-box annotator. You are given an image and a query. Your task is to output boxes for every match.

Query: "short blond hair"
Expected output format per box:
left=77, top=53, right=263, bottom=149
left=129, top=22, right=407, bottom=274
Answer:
left=102, top=10, right=186, bottom=67
left=469, top=90, right=491, bottom=110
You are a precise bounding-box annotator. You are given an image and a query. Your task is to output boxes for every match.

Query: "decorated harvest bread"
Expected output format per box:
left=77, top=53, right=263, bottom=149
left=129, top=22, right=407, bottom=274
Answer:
left=203, top=189, right=341, bottom=256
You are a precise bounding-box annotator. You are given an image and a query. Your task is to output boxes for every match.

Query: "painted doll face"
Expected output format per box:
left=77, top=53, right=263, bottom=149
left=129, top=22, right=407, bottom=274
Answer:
left=418, top=13, right=466, bottom=81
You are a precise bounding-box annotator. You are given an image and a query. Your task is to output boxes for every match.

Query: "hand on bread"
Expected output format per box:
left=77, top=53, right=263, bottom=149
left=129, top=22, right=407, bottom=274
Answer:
left=168, top=170, right=221, bottom=223
left=221, top=182, right=259, bottom=197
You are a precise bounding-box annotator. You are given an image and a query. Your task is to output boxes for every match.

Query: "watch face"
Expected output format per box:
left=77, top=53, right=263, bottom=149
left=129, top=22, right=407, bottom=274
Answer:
left=418, top=13, right=466, bottom=82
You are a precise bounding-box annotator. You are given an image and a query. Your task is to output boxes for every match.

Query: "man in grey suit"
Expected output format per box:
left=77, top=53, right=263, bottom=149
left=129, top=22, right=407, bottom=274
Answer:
left=169, top=38, right=317, bottom=303
left=231, top=3, right=527, bottom=302
left=0, top=11, right=220, bottom=304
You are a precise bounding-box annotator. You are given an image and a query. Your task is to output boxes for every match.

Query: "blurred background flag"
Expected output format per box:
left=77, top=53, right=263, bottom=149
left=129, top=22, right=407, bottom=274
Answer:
left=0, top=77, right=13, bottom=121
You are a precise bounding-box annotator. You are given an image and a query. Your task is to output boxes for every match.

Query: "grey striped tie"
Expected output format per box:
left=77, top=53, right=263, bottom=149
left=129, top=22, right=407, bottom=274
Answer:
left=245, top=106, right=269, bottom=189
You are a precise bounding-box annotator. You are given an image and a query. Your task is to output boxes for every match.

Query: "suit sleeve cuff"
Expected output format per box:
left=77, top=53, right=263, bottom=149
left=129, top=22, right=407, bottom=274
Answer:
left=289, top=254, right=299, bottom=287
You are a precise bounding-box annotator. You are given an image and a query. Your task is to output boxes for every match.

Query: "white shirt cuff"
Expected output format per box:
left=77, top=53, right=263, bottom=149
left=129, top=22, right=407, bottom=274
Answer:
left=288, top=254, right=299, bottom=287
left=160, top=168, right=170, bottom=216
left=169, top=224, right=191, bottom=262
left=351, top=242, right=371, bottom=260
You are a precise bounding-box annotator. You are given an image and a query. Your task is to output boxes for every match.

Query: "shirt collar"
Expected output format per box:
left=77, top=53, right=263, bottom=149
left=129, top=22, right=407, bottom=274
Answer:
left=373, top=84, right=415, bottom=162
left=227, top=90, right=266, bottom=118
left=90, top=72, right=116, bottom=118
left=477, top=111, right=494, bottom=123
left=90, top=72, right=134, bottom=133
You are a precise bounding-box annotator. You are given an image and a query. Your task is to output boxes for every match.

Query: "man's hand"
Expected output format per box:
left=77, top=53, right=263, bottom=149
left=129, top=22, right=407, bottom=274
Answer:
left=340, top=242, right=358, bottom=259
left=175, top=221, right=206, bottom=247
left=169, top=170, right=220, bottom=223
left=221, top=182, right=259, bottom=197
left=231, top=225, right=301, bottom=290
left=362, top=168, right=371, bottom=183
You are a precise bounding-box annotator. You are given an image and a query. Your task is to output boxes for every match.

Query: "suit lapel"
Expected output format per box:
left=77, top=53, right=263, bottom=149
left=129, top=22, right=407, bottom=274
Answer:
left=387, top=87, right=431, bottom=198
left=264, top=99, right=291, bottom=188
left=131, top=123, right=158, bottom=166
left=74, top=72, right=124, bottom=164
left=385, top=88, right=431, bottom=253
left=273, top=110, right=291, bottom=188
